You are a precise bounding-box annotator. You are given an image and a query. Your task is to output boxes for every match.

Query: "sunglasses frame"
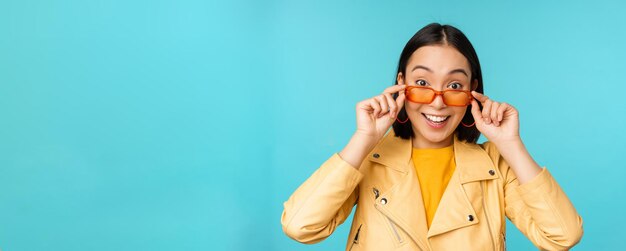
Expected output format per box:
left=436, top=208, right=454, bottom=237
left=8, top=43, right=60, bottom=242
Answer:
left=404, top=86, right=473, bottom=107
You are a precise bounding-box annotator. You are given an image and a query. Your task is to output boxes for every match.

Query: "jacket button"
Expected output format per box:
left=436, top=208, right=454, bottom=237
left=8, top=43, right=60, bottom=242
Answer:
left=468, top=215, right=474, bottom=221
left=381, top=198, right=387, bottom=205
left=488, top=170, right=495, bottom=176
left=373, top=153, right=380, bottom=158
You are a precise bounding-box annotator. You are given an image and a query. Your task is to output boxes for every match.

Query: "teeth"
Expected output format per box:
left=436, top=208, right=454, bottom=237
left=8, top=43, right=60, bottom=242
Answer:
left=425, top=114, right=448, bottom=122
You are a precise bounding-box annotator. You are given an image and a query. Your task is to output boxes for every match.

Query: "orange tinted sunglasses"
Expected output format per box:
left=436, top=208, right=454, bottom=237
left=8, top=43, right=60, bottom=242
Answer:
left=405, top=86, right=473, bottom=106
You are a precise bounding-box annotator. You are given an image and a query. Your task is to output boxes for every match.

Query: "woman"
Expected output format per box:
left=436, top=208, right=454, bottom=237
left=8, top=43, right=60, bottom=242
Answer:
left=281, top=23, right=583, bottom=251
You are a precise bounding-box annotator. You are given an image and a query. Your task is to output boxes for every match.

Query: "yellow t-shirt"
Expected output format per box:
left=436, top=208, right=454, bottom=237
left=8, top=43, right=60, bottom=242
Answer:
left=412, top=145, right=456, bottom=229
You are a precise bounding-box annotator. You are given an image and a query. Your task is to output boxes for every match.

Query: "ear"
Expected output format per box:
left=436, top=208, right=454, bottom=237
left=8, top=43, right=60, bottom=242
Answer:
left=397, top=72, right=405, bottom=85
left=471, top=79, right=478, bottom=91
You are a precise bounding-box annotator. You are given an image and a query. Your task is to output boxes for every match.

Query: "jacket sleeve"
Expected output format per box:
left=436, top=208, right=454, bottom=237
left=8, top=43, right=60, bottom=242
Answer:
left=482, top=142, right=584, bottom=250
left=281, top=153, right=364, bottom=244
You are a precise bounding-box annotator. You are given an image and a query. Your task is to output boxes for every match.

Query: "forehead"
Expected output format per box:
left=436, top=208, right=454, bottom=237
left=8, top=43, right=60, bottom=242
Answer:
left=406, top=45, right=470, bottom=74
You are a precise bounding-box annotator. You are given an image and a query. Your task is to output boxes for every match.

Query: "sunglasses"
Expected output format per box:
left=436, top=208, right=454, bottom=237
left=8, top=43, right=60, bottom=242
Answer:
left=405, top=86, right=473, bottom=107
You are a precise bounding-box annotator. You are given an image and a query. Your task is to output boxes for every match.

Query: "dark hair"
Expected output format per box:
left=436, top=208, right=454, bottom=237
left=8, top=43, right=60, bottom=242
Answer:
left=392, top=23, right=483, bottom=143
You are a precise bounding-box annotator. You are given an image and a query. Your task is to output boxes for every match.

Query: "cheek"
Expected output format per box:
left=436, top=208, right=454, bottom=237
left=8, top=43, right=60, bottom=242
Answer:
left=451, top=107, right=468, bottom=119
left=405, top=102, right=423, bottom=112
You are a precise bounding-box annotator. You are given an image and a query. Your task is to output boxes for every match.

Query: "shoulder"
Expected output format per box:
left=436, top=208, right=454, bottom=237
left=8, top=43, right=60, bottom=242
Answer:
left=455, top=138, right=500, bottom=159
left=479, top=141, right=499, bottom=158
left=476, top=141, right=513, bottom=177
left=456, top=139, right=509, bottom=172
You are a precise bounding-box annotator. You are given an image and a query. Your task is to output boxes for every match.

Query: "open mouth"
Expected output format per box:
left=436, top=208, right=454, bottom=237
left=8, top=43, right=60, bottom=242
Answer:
left=422, top=113, right=450, bottom=127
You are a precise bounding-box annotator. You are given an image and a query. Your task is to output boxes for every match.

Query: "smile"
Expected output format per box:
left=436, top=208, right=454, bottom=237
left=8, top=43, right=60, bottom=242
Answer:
left=422, top=113, right=450, bottom=123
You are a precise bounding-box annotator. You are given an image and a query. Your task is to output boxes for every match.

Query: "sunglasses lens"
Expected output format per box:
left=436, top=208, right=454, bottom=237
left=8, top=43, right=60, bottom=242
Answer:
left=443, top=91, right=471, bottom=106
left=407, top=88, right=434, bottom=103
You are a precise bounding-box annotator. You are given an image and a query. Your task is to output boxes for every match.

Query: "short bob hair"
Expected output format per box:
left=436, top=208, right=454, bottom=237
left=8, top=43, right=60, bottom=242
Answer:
left=392, top=23, right=484, bottom=143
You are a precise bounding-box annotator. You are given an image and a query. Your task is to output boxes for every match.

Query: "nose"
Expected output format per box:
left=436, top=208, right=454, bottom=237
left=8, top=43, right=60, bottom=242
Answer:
left=430, top=94, right=446, bottom=108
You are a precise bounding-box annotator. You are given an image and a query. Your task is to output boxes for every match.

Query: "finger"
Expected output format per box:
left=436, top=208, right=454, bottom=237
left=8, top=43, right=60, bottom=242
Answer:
left=396, top=90, right=406, bottom=111
left=470, top=99, right=483, bottom=124
left=471, top=91, right=489, bottom=103
left=376, top=95, right=389, bottom=118
left=490, top=102, right=500, bottom=126
left=356, top=100, right=369, bottom=112
left=369, top=99, right=381, bottom=118
left=482, top=99, right=492, bottom=124
left=384, top=84, right=407, bottom=94
left=384, top=93, right=397, bottom=118
left=497, top=102, right=508, bottom=122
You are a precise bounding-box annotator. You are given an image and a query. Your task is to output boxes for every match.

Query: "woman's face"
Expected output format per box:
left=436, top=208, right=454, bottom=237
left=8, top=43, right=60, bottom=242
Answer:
left=397, top=45, right=474, bottom=148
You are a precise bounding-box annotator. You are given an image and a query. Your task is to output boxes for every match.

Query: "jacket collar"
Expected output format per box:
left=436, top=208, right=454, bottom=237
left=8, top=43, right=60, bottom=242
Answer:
left=366, top=129, right=412, bottom=173
left=367, top=130, right=499, bottom=183
left=369, top=130, right=502, bottom=243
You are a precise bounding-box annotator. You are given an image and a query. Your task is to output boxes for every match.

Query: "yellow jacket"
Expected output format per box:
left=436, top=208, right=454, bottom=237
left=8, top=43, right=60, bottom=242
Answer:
left=281, top=130, right=583, bottom=250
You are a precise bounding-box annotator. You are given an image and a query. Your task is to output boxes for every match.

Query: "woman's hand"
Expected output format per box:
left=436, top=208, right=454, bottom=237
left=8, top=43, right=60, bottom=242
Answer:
left=354, top=85, right=406, bottom=144
left=470, top=91, right=520, bottom=145
left=339, top=84, right=406, bottom=169
left=469, top=91, right=543, bottom=184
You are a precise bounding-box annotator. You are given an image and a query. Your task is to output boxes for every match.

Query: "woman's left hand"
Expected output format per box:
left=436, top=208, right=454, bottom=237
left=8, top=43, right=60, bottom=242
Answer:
left=469, top=91, right=520, bottom=145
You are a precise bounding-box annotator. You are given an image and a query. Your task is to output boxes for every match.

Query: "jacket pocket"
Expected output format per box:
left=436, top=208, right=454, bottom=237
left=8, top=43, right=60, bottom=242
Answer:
left=385, top=216, right=404, bottom=245
left=348, top=224, right=362, bottom=251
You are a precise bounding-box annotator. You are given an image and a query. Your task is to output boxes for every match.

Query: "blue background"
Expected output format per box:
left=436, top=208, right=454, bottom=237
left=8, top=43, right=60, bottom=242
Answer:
left=1, top=0, right=624, bottom=250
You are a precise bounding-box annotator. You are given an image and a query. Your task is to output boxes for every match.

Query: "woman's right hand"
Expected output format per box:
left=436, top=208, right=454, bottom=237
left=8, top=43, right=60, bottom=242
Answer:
left=354, top=84, right=407, bottom=144
left=338, top=84, right=406, bottom=169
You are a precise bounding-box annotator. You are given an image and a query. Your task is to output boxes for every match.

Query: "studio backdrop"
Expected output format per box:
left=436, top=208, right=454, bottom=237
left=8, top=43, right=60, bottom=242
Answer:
left=1, top=0, right=624, bottom=250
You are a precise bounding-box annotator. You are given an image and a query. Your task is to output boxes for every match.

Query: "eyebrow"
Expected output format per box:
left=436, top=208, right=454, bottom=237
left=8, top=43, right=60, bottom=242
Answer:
left=411, top=65, right=468, bottom=77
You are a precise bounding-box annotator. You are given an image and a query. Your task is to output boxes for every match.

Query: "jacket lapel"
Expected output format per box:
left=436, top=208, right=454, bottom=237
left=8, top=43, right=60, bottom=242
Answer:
left=427, top=136, right=500, bottom=238
left=368, top=131, right=502, bottom=244
left=368, top=130, right=429, bottom=250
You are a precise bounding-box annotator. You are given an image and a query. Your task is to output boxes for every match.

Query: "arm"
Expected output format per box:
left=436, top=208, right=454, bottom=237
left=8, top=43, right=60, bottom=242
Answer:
left=472, top=92, right=583, bottom=250
left=483, top=142, right=584, bottom=250
left=281, top=153, right=362, bottom=243
left=281, top=84, right=406, bottom=243
left=493, top=138, right=541, bottom=184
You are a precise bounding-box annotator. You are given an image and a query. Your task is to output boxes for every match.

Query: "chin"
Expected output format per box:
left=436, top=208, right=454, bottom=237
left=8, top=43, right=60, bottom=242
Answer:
left=421, top=130, right=454, bottom=143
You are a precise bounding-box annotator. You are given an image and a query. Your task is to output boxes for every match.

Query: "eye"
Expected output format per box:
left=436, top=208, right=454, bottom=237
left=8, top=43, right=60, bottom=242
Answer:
left=448, top=82, right=463, bottom=89
left=415, top=79, right=428, bottom=86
